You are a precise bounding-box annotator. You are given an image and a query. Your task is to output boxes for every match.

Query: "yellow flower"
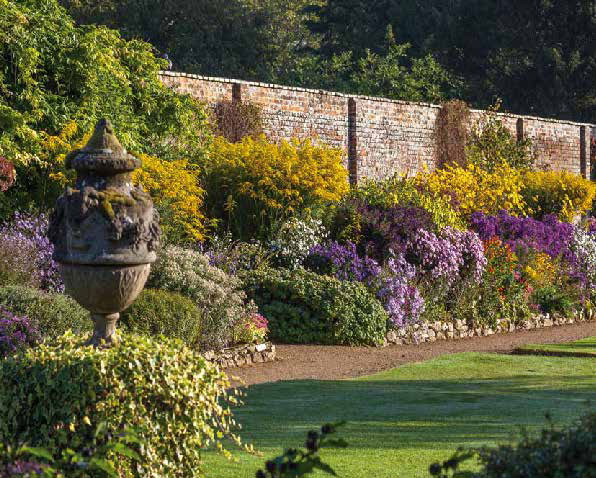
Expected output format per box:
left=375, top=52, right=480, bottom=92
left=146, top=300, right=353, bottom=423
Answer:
left=521, top=170, right=595, bottom=222
left=415, top=163, right=527, bottom=218
left=132, top=153, right=206, bottom=242
left=201, top=135, right=348, bottom=238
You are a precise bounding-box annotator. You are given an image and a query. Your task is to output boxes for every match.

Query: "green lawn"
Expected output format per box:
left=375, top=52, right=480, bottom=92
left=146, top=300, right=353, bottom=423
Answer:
left=204, top=353, right=596, bottom=477
left=514, top=336, right=596, bottom=357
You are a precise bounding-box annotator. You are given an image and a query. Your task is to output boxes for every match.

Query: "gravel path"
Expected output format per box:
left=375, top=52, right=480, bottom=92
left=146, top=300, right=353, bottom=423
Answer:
left=228, top=321, right=596, bottom=386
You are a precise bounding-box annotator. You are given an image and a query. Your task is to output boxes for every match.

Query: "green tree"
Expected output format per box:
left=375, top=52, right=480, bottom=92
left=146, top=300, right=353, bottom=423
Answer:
left=281, top=27, right=458, bottom=103
left=307, top=0, right=596, bottom=122
left=61, top=0, right=322, bottom=82
left=0, top=0, right=210, bottom=214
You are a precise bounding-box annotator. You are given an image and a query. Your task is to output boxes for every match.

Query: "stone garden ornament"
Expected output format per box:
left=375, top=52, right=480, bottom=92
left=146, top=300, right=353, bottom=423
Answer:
left=49, top=119, right=160, bottom=346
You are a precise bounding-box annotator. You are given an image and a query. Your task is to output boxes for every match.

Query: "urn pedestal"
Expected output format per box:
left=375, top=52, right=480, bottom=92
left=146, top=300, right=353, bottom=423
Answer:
left=49, top=119, right=160, bottom=346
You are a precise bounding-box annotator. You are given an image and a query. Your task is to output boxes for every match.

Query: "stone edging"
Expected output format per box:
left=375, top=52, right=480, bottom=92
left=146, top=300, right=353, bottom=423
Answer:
left=386, top=312, right=594, bottom=345
left=202, top=342, right=276, bottom=369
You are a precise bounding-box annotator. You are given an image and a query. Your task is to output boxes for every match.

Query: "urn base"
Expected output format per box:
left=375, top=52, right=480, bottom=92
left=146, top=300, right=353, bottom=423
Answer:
left=59, top=263, right=151, bottom=347
left=87, top=313, right=120, bottom=347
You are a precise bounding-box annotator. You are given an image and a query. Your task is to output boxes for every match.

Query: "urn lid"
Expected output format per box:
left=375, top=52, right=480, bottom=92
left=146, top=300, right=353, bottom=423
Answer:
left=65, top=119, right=141, bottom=175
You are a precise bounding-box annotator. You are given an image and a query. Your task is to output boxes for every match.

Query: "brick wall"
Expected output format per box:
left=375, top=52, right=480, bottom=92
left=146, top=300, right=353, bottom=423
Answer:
left=159, top=71, right=595, bottom=184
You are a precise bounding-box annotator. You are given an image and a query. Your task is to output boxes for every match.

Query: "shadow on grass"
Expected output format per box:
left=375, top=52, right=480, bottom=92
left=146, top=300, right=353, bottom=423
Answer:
left=231, top=375, right=595, bottom=451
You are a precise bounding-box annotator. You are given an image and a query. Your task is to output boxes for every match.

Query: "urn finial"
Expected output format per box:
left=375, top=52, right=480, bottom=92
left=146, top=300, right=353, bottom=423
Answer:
left=65, top=119, right=141, bottom=174
left=83, top=118, right=122, bottom=152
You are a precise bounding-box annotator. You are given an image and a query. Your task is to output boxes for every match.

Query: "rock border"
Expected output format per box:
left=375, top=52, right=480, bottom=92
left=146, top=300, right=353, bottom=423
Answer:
left=386, top=311, right=593, bottom=345
left=202, top=342, right=276, bottom=369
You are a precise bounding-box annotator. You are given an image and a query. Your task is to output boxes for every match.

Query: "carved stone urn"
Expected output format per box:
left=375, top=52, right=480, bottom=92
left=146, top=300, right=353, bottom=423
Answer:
left=49, top=119, right=160, bottom=346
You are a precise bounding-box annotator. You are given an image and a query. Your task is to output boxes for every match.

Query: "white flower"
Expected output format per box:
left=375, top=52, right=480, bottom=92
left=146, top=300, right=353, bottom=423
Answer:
left=269, top=217, right=328, bottom=269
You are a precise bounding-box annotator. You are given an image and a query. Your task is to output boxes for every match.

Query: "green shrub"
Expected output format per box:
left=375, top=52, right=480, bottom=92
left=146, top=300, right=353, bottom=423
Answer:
left=0, top=332, right=242, bottom=478
left=243, top=268, right=387, bottom=345
left=465, top=104, right=535, bottom=172
left=0, top=285, right=89, bottom=339
left=430, top=411, right=596, bottom=478
left=0, top=0, right=211, bottom=215
left=147, top=245, right=256, bottom=350
left=531, top=286, right=575, bottom=317
left=120, top=289, right=203, bottom=347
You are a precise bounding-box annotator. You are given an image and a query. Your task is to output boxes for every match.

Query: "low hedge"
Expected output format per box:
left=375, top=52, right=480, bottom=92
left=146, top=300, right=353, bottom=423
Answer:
left=0, top=285, right=89, bottom=339
left=0, top=332, right=241, bottom=478
left=430, top=411, right=595, bottom=478
left=120, top=288, right=203, bottom=347
left=242, top=268, right=387, bottom=345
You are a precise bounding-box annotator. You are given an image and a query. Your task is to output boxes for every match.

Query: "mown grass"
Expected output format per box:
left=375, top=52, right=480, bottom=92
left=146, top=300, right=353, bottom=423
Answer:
left=204, top=352, right=596, bottom=478
left=514, top=336, right=596, bottom=357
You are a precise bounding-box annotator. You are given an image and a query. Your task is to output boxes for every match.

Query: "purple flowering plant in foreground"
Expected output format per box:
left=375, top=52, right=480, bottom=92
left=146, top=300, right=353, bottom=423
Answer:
left=1, top=460, right=45, bottom=477
left=0, top=308, right=40, bottom=359
left=307, top=225, right=487, bottom=327
left=406, top=227, right=486, bottom=285
left=0, top=213, right=63, bottom=292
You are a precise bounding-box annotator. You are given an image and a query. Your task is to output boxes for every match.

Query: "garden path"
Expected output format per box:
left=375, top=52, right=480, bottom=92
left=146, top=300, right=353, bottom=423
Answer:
left=229, top=321, right=596, bottom=386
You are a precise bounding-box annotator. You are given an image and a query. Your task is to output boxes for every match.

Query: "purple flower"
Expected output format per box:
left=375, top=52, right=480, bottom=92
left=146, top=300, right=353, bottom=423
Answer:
left=4, top=460, right=45, bottom=476
left=405, top=227, right=486, bottom=285
left=306, top=242, right=425, bottom=326
left=469, top=210, right=573, bottom=261
left=0, top=308, right=40, bottom=358
left=0, top=213, right=63, bottom=292
left=377, top=252, right=425, bottom=327
left=307, top=241, right=381, bottom=284
left=346, top=200, right=435, bottom=262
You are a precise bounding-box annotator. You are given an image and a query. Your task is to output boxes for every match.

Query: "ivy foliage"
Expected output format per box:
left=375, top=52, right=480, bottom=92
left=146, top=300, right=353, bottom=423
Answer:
left=0, top=332, right=245, bottom=478
left=0, top=0, right=210, bottom=213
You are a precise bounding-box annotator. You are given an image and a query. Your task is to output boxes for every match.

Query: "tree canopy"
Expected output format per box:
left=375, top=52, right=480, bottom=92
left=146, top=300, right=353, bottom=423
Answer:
left=0, top=0, right=210, bottom=213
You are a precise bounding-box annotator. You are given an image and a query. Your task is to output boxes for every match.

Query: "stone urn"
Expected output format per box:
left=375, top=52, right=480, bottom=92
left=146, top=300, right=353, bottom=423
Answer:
left=49, top=119, right=160, bottom=346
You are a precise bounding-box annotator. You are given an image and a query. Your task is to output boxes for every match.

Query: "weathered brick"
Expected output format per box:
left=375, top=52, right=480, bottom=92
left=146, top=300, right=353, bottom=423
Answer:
left=158, top=71, right=595, bottom=182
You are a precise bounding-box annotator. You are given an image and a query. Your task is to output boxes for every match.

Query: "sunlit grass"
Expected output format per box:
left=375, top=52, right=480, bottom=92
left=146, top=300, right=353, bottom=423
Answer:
left=204, top=352, right=596, bottom=477
left=514, top=336, right=596, bottom=357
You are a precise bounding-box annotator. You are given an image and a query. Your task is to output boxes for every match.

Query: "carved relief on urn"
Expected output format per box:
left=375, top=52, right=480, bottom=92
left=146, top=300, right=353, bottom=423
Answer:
left=49, top=119, right=160, bottom=346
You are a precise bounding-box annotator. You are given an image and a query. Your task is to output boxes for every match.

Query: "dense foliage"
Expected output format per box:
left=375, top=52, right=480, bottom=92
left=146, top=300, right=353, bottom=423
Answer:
left=0, top=333, right=243, bottom=478
left=0, top=0, right=210, bottom=215
left=243, top=267, right=387, bottom=345
left=0, top=285, right=89, bottom=340
left=62, top=0, right=596, bottom=122
left=147, top=245, right=256, bottom=350
left=202, top=136, right=347, bottom=241
left=119, top=289, right=203, bottom=347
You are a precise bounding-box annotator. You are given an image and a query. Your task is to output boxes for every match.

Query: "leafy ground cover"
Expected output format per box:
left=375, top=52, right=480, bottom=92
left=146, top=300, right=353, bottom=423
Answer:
left=514, top=336, right=596, bottom=357
left=204, top=352, right=596, bottom=477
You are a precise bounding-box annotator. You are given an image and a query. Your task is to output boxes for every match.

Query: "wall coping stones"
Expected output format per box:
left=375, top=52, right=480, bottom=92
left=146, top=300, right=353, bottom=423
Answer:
left=159, top=71, right=595, bottom=128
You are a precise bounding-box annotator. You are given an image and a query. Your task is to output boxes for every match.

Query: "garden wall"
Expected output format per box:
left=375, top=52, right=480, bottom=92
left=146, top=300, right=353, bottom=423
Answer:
left=159, top=71, right=596, bottom=184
